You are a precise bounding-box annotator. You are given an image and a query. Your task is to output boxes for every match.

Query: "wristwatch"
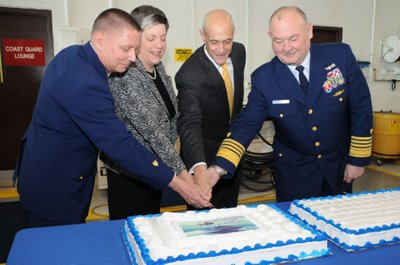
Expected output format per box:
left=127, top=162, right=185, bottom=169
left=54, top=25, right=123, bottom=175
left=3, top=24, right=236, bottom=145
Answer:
left=211, top=165, right=226, bottom=178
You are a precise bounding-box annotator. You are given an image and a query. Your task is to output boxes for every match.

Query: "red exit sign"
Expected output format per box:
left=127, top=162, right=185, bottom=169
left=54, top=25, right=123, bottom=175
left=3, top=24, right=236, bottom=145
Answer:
left=2, top=39, right=45, bottom=66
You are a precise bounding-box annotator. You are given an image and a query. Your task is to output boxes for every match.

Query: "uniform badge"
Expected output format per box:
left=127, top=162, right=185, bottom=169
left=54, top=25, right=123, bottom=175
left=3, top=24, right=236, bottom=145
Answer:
left=152, top=160, right=159, bottom=167
left=324, top=63, right=336, bottom=70
left=333, top=89, right=345, bottom=97
left=323, top=66, right=345, bottom=94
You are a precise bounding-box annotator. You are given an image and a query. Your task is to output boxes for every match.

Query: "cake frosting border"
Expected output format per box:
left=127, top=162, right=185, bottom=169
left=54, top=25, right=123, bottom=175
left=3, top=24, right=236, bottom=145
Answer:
left=122, top=204, right=331, bottom=264
left=289, top=188, right=400, bottom=251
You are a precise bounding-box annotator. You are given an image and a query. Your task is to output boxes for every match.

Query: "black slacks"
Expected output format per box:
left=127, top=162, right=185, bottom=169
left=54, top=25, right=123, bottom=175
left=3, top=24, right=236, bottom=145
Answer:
left=106, top=170, right=162, bottom=220
left=187, top=172, right=242, bottom=210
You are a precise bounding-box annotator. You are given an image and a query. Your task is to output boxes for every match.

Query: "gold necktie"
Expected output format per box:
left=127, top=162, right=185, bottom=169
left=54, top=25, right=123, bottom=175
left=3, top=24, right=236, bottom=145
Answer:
left=222, top=63, right=233, bottom=117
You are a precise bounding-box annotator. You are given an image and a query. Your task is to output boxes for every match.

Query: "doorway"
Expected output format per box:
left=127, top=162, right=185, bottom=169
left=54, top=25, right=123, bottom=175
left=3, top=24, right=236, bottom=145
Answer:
left=0, top=8, right=53, bottom=261
left=0, top=7, right=53, bottom=174
left=312, top=26, right=343, bottom=43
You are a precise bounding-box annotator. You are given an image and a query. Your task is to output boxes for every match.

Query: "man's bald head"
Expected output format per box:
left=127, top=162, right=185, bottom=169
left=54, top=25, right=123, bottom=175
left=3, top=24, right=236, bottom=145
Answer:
left=268, top=6, right=313, bottom=66
left=202, top=9, right=235, bottom=34
left=269, top=6, right=308, bottom=29
left=200, top=9, right=235, bottom=66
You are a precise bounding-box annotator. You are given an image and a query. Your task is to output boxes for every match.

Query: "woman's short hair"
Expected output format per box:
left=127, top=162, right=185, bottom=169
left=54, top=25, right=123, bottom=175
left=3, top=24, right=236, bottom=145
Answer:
left=130, top=5, right=169, bottom=31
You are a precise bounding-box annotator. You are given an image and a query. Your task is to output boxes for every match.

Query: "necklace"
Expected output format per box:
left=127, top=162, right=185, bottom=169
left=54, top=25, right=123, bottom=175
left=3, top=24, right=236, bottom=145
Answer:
left=147, top=68, right=157, bottom=80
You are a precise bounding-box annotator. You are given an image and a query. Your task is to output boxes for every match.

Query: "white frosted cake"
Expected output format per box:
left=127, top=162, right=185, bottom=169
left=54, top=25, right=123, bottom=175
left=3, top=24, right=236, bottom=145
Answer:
left=122, top=204, right=330, bottom=265
left=289, top=188, right=400, bottom=251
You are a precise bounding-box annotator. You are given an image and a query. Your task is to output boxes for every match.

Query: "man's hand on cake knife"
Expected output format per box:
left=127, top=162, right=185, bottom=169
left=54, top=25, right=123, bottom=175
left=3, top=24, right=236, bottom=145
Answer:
left=168, top=171, right=213, bottom=209
left=343, top=164, right=365, bottom=183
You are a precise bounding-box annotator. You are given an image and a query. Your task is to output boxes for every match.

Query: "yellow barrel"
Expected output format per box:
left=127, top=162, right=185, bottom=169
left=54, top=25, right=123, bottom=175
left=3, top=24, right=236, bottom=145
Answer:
left=372, top=111, right=400, bottom=158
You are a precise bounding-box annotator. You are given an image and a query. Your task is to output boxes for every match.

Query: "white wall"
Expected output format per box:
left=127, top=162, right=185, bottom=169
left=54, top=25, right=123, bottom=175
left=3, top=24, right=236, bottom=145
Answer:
left=369, top=0, right=400, bottom=112
left=0, top=0, right=399, bottom=111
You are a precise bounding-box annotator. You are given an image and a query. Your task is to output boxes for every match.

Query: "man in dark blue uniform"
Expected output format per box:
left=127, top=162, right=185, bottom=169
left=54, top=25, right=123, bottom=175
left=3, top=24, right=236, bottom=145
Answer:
left=211, top=6, right=373, bottom=202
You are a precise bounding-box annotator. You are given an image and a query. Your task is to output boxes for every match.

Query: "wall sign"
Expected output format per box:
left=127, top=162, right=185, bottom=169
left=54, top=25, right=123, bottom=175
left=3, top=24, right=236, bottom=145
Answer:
left=2, top=39, right=45, bottom=66
left=174, top=48, right=192, bottom=62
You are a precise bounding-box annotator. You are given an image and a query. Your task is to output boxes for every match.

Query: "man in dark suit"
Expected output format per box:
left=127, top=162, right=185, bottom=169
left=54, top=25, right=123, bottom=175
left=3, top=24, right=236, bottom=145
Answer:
left=176, top=9, right=246, bottom=208
left=212, top=6, right=373, bottom=202
left=13, top=8, right=211, bottom=227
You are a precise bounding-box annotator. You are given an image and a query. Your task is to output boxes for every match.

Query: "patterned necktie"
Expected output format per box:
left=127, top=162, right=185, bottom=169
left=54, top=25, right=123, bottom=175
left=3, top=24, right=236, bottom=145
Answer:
left=296, top=65, right=309, bottom=95
left=222, top=63, right=234, bottom=117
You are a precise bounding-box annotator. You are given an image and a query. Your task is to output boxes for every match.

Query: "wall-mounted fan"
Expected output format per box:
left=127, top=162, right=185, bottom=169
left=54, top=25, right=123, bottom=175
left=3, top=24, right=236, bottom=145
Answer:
left=381, top=35, right=400, bottom=63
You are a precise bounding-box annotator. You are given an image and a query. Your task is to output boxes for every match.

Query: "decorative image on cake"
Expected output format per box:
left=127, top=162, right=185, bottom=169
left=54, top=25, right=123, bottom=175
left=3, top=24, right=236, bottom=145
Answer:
left=178, top=215, right=259, bottom=237
left=289, top=188, right=400, bottom=251
left=122, top=204, right=330, bottom=265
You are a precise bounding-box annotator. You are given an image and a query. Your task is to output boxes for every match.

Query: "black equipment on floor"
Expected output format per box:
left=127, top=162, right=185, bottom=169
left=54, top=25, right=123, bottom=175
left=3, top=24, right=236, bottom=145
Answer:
left=238, top=132, right=275, bottom=192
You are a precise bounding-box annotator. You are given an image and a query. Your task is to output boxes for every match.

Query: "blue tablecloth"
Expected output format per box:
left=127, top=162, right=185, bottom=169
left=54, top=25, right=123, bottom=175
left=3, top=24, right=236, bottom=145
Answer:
left=6, top=202, right=400, bottom=264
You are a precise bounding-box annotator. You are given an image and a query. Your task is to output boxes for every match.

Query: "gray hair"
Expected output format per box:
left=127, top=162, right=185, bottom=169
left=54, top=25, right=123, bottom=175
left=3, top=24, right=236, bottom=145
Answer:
left=130, top=5, right=169, bottom=31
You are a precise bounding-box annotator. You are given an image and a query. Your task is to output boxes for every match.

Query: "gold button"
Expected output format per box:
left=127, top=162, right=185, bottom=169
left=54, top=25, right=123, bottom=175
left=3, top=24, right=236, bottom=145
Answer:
left=278, top=153, right=283, bottom=157
left=315, top=141, right=320, bottom=147
left=308, top=109, right=313, bottom=115
left=79, top=176, right=83, bottom=180
left=317, top=154, right=322, bottom=159
left=279, top=113, right=284, bottom=118
left=339, top=97, right=343, bottom=102
left=312, top=126, right=317, bottom=131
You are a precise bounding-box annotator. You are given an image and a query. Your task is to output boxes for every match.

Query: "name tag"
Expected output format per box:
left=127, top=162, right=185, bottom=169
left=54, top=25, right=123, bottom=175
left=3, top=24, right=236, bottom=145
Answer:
left=272, top=99, right=290, bottom=104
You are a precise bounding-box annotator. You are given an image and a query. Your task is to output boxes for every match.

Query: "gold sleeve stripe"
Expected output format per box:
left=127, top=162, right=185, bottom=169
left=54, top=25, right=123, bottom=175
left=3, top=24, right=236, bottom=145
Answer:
left=350, top=135, right=372, bottom=158
left=221, top=138, right=245, bottom=153
left=216, top=138, right=245, bottom=167
left=350, top=148, right=372, bottom=157
left=351, top=135, right=373, bottom=141
left=219, top=142, right=245, bottom=160
left=221, top=138, right=246, bottom=156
